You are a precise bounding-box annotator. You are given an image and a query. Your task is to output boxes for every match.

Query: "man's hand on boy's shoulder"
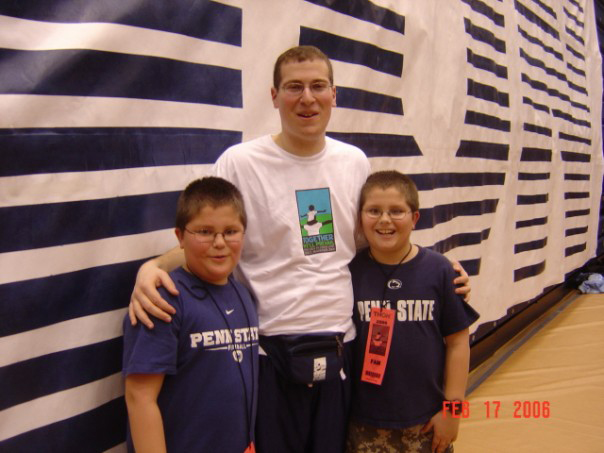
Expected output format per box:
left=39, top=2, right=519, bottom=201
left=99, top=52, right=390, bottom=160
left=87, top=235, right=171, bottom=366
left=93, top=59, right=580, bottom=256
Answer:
left=450, top=259, right=471, bottom=302
left=128, top=260, right=178, bottom=329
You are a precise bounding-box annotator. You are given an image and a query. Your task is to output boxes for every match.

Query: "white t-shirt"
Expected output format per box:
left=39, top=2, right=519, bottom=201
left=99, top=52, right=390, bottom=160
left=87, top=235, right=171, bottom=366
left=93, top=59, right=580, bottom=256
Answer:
left=213, top=135, right=370, bottom=340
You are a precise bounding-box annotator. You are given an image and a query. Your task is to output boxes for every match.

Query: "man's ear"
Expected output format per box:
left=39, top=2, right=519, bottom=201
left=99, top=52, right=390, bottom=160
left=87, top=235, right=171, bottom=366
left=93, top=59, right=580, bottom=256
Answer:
left=271, top=86, right=278, bottom=107
left=332, top=85, right=337, bottom=107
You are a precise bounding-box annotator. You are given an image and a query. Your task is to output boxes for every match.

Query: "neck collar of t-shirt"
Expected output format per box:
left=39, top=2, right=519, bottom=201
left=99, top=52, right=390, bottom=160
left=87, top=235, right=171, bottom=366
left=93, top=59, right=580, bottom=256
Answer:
left=270, top=134, right=327, bottom=162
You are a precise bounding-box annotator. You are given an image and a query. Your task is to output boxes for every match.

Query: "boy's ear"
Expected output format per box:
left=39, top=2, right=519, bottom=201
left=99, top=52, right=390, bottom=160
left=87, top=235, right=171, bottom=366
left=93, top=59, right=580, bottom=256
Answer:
left=175, top=228, right=185, bottom=248
left=412, top=210, right=420, bottom=228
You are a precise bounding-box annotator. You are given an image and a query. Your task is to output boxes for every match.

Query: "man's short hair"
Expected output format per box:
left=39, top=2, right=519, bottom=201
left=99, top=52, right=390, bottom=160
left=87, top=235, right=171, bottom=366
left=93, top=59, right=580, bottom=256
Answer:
left=273, top=45, right=333, bottom=89
left=359, top=170, right=420, bottom=213
left=175, top=177, right=247, bottom=230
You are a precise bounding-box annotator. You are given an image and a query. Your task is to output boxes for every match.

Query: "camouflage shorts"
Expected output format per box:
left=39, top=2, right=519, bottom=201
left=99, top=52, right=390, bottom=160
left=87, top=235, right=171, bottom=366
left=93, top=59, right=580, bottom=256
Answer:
left=346, top=419, right=454, bottom=453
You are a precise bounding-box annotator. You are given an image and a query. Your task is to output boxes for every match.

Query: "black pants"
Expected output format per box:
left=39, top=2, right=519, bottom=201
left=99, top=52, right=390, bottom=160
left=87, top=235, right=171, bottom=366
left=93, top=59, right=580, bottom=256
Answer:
left=255, top=341, right=353, bottom=453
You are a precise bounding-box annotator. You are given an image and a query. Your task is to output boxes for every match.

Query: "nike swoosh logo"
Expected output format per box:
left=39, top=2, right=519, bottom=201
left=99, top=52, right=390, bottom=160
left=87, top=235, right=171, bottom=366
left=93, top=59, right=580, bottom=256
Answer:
left=226, top=309, right=234, bottom=315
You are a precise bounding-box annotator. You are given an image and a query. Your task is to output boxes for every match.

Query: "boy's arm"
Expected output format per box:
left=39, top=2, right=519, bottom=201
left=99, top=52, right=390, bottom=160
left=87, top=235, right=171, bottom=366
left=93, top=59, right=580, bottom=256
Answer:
left=128, top=246, right=185, bottom=329
left=125, top=374, right=167, bottom=453
left=421, top=328, right=470, bottom=453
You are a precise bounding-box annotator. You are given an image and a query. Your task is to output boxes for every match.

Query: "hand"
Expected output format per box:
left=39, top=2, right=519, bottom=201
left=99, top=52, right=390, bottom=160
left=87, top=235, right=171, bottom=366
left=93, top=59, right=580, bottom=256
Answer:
left=128, top=259, right=179, bottom=329
left=450, top=259, right=471, bottom=302
left=421, top=411, right=459, bottom=453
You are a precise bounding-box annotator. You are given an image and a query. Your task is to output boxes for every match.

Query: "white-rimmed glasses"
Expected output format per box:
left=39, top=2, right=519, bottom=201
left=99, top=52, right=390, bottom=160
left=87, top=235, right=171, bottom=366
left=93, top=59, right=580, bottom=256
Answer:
left=362, top=208, right=412, bottom=220
left=281, top=81, right=332, bottom=96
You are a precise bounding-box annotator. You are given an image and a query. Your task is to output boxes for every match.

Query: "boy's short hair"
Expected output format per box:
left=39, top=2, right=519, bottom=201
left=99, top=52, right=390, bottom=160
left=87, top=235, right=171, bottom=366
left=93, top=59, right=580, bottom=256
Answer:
left=360, top=170, right=420, bottom=212
left=175, top=177, right=247, bottom=230
left=273, top=45, right=333, bottom=89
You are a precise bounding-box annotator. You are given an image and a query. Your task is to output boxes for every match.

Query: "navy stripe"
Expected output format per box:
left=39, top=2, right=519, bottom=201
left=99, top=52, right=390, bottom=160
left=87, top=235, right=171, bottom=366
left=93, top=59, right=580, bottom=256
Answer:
left=458, top=258, right=481, bottom=276
left=523, top=96, right=550, bottom=113
left=559, top=132, right=591, bottom=145
left=517, top=26, right=563, bottom=60
left=1, top=192, right=180, bottom=253
left=566, top=43, right=585, bottom=61
left=467, top=48, right=508, bottom=78
left=0, top=260, right=143, bottom=337
left=303, top=0, right=405, bottom=34
left=467, top=79, right=509, bottom=106
left=0, top=0, right=242, bottom=46
left=465, top=110, right=511, bottom=132
left=515, top=237, right=547, bottom=253
left=514, top=260, right=546, bottom=281
left=0, top=397, right=126, bottom=452
left=566, top=208, right=590, bottom=218
left=565, top=173, right=590, bottom=181
left=566, top=26, right=585, bottom=45
left=520, top=147, right=551, bottom=162
left=567, top=62, right=586, bottom=77
left=518, top=172, right=550, bottom=180
left=530, top=0, right=556, bottom=18
left=0, top=128, right=241, bottom=177
left=564, top=6, right=584, bottom=27
left=516, top=216, right=548, bottom=228
left=327, top=132, right=421, bottom=157
left=524, top=122, right=552, bottom=136
left=552, top=109, right=591, bottom=127
left=566, top=226, right=588, bottom=237
left=456, top=140, right=509, bottom=160
left=566, top=242, right=586, bottom=256
left=568, top=0, right=584, bottom=13
left=561, top=151, right=591, bottom=162
left=565, top=192, right=589, bottom=199
left=521, top=73, right=575, bottom=106
left=519, top=48, right=567, bottom=83
left=0, top=338, right=122, bottom=411
left=411, top=172, right=505, bottom=190
left=517, top=194, right=548, bottom=205
left=431, top=229, right=491, bottom=254
left=336, top=86, right=403, bottom=115
left=464, top=18, right=506, bottom=53
left=300, top=27, right=404, bottom=77
left=415, top=199, right=499, bottom=230
left=566, top=79, right=587, bottom=95
left=461, top=0, right=505, bottom=26
left=514, top=0, right=559, bottom=39
left=0, top=48, right=242, bottom=107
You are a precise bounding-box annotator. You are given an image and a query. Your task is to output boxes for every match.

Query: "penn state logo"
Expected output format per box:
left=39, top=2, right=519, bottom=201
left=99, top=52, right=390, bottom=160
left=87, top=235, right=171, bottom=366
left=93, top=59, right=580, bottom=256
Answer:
left=232, top=350, right=243, bottom=363
left=387, top=279, right=402, bottom=290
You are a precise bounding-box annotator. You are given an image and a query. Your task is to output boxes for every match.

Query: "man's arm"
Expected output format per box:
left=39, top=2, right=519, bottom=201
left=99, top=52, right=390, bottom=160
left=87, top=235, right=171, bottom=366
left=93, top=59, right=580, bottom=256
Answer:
left=422, top=328, right=470, bottom=453
left=128, top=246, right=184, bottom=328
left=125, top=373, right=167, bottom=453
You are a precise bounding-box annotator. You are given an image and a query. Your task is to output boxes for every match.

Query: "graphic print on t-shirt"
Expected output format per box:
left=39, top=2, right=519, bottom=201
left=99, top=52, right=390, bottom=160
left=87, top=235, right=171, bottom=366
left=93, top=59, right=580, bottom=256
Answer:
left=295, top=188, right=336, bottom=255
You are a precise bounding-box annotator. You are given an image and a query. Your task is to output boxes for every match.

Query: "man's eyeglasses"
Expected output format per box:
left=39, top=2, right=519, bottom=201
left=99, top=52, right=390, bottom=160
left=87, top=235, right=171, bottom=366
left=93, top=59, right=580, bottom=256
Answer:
left=184, top=228, right=244, bottom=244
left=362, top=208, right=412, bottom=220
left=281, top=81, right=332, bottom=96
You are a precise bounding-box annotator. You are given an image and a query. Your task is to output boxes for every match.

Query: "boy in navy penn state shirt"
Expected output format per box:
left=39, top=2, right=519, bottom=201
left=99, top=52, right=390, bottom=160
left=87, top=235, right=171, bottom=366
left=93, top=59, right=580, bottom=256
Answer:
left=122, top=177, right=258, bottom=453
left=347, top=171, right=479, bottom=453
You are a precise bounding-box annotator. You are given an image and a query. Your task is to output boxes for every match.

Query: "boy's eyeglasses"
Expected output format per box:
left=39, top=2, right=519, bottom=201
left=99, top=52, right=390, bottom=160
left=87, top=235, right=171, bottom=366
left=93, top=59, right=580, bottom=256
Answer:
left=184, top=228, right=244, bottom=244
left=281, top=81, right=332, bottom=96
left=363, top=209, right=412, bottom=220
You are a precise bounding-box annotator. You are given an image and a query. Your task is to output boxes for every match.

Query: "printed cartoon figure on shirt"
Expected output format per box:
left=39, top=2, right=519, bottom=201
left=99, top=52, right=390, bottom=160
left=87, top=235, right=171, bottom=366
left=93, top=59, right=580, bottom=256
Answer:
left=296, top=188, right=336, bottom=255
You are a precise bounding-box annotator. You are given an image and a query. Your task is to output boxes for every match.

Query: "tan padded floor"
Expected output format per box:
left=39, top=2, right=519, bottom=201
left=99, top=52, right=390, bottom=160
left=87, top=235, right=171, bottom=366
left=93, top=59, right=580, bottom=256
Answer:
left=454, top=293, right=604, bottom=453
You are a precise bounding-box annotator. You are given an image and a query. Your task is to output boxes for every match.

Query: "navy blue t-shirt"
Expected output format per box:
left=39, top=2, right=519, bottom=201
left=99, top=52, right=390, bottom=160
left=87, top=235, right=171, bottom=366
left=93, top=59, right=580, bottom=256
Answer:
left=350, top=247, right=479, bottom=429
left=123, top=267, right=259, bottom=452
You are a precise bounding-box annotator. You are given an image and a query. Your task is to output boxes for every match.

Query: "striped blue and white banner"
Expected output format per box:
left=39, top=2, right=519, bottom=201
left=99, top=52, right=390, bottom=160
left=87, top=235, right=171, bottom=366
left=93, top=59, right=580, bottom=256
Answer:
left=1, top=0, right=602, bottom=450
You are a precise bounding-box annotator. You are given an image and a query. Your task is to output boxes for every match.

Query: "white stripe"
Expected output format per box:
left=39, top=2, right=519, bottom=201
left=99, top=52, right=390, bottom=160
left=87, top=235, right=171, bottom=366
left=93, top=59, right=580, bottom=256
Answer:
left=0, top=308, right=127, bottom=368
left=0, top=15, right=242, bottom=69
left=0, top=229, right=176, bottom=285
left=0, top=94, right=243, bottom=129
left=0, top=164, right=212, bottom=208
left=0, top=373, right=124, bottom=442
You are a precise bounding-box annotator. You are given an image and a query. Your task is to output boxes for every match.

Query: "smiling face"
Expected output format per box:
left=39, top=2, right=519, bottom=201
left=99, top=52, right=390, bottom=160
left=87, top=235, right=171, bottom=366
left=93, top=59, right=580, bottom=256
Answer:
left=271, top=58, right=336, bottom=155
left=175, top=204, right=244, bottom=285
left=361, top=186, right=420, bottom=265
